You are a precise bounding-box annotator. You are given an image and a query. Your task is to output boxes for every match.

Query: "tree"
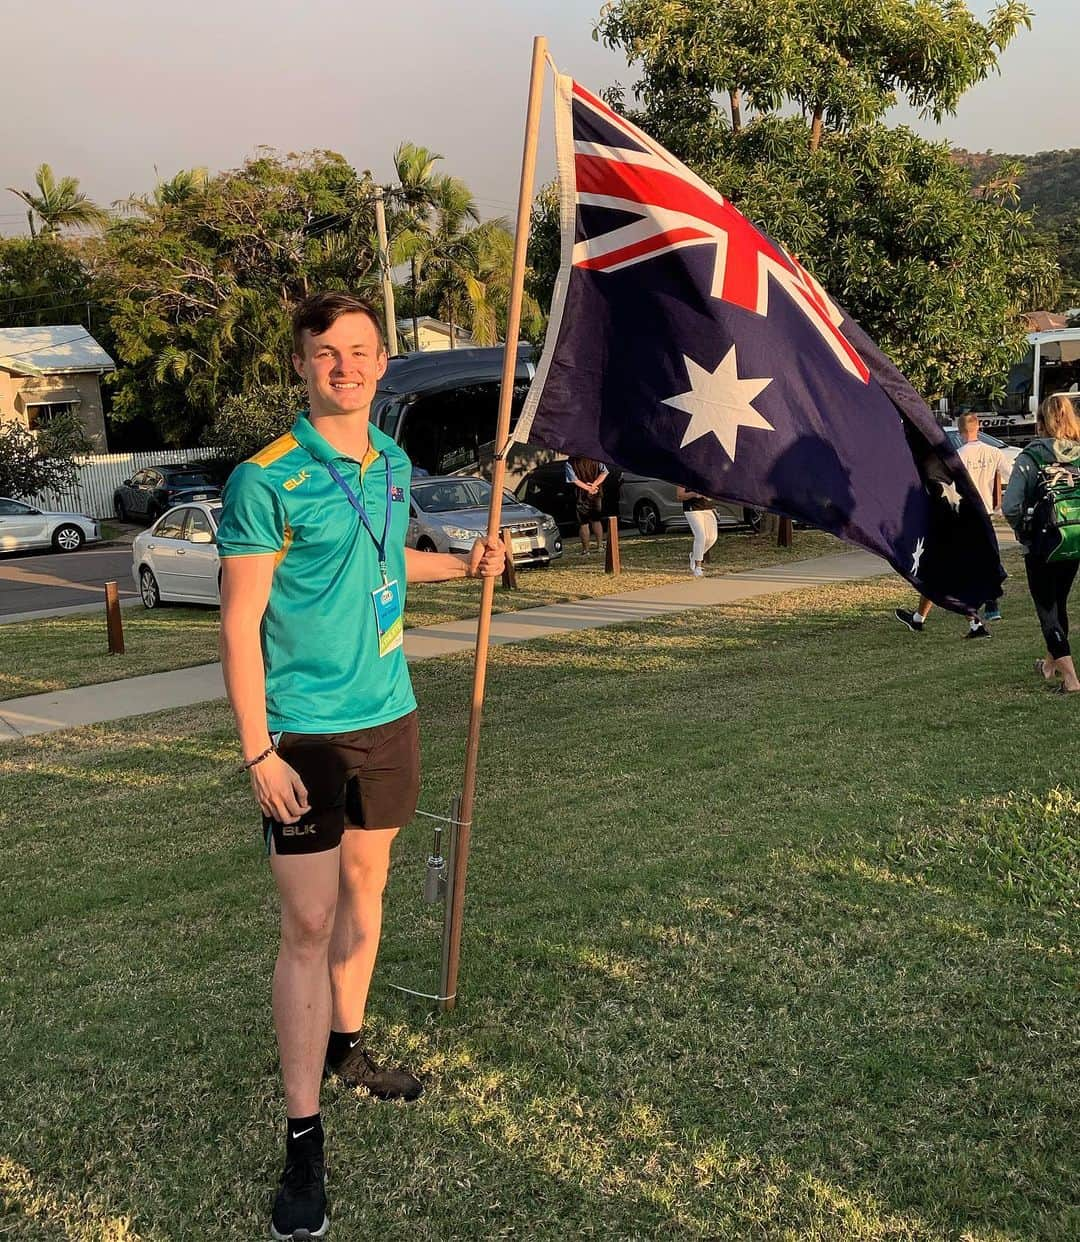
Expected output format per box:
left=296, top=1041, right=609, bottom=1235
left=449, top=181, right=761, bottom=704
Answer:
left=0, top=411, right=93, bottom=499
left=6, top=164, right=109, bottom=238
left=0, top=236, right=94, bottom=329
left=590, top=0, right=1058, bottom=397
left=201, top=382, right=304, bottom=465
left=526, top=181, right=561, bottom=318
left=91, top=150, right=381, bottom=443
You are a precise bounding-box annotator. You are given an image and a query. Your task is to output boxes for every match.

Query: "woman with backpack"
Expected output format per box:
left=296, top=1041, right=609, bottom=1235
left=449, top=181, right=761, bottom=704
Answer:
left=1002, top=394, right=1080, bottom=693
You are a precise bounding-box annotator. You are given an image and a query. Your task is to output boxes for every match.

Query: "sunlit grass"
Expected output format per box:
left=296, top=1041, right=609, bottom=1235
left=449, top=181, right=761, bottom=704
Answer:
left=0, top=566, right=1075, bottom=1238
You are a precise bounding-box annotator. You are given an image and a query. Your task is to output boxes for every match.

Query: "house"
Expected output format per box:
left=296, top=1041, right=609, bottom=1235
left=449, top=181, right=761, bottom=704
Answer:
left=396, top=316, right=480, bottom=353
left=0, top=325, right=115, bottom=451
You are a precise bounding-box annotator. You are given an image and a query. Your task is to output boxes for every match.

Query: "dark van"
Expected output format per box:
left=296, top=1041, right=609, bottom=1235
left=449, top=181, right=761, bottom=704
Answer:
left=370, top=344, right=550, bottom=486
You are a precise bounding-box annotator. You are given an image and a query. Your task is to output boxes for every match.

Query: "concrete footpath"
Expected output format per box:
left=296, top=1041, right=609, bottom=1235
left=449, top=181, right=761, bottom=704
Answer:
left=0, top=549, right=889, bottom=740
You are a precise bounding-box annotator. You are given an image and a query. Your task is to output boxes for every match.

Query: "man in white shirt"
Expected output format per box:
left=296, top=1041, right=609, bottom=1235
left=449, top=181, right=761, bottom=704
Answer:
left=894, top=413, right=1007, bottom=635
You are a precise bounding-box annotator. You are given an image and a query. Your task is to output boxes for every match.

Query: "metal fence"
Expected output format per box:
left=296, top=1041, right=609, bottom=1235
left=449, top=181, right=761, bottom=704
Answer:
left=25, top=448, right=224, bottom=520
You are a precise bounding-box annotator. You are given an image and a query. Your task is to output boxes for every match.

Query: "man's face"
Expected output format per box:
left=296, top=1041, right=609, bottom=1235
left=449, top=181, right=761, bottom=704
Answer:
left=961, top=419, right=980, bottom=442
left=293, top=313, right=388, bottom=418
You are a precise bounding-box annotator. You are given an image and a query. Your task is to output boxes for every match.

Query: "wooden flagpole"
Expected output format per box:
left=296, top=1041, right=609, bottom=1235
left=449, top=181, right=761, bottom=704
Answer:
left=440, top=34, right=548, bottom=1011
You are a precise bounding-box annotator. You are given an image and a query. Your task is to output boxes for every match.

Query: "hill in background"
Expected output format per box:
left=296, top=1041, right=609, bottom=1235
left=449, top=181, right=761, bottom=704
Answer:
left=954, top=148, right=1080, bottom=304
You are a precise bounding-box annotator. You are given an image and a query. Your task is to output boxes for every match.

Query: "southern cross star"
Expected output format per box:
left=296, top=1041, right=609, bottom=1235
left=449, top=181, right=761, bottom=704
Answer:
left=939, top=479, right=962, bottom=513
left=911, top=537, right=925, bottom=577
left=662, top=345, right=773, bottom=463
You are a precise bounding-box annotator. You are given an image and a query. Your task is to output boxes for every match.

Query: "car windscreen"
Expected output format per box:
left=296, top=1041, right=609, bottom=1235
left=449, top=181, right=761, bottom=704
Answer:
left=166, top=472, right=216, bottom=488
left=412, top=480, right=492, bottom=512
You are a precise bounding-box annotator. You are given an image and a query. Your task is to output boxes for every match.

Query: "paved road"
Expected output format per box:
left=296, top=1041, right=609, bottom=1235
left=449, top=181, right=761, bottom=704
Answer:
left=0, top=546, right=137, bottom=617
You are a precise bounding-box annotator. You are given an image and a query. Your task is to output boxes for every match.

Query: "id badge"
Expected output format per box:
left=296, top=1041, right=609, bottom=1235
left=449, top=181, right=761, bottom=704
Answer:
left=371, top=578, right=404, bottom=657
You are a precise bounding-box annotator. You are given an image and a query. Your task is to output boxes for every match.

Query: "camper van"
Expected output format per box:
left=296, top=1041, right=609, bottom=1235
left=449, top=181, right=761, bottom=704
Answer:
left=970, top=327, right=1080, bottom=442
left=369, top=344, right=549, bottom=487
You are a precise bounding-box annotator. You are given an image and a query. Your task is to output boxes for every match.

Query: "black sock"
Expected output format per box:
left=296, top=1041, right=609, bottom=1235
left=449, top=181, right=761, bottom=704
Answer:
left=326, top=1028, right=363, bottom=1069
left=285, top=1113, right=323, bottom=1156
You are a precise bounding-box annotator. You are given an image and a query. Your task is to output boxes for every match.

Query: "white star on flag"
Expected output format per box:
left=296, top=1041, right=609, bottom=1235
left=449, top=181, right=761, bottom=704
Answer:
left=939, top=480, right=962, bottom=512
left=662, top=345, right=773, bottom=463
left=911, top=537, right=925, bottom=577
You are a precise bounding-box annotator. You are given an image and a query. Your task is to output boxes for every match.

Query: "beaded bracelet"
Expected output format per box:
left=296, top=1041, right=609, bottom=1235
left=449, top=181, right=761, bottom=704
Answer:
left=241, top=745, right=276, bottom=772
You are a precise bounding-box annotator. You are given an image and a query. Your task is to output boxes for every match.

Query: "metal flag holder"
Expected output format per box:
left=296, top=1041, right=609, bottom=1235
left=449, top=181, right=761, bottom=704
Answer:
left=386, top=798, right=467, bottom=1007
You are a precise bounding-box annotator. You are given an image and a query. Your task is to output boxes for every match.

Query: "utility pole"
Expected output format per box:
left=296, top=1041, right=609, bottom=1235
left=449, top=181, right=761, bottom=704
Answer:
left=373, top=186, right=399, bottom=356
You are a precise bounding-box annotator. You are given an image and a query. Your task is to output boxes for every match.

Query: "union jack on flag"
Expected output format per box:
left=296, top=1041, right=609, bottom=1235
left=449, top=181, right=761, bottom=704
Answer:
left=515, top=75, right=1005, bottom=613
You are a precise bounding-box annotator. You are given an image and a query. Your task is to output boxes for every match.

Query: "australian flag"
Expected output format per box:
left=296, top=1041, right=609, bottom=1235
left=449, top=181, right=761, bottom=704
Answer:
left=514, top=77, right=1005, bottom=612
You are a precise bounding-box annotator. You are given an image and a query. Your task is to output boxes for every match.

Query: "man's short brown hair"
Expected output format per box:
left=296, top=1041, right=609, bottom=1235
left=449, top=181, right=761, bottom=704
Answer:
left=291, top=292, right=386, bottom=356
left=957, top=412, right=980, bottom=435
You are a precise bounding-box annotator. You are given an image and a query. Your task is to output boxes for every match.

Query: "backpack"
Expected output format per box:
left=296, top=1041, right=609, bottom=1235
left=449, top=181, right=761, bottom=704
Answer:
left=1023, top=442, right=1080, bottom=563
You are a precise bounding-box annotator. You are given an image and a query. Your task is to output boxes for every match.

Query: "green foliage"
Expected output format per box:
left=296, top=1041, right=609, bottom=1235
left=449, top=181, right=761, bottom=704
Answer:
left=0, top=237, right=93, bottom=329
left=525, top=181, right=560, bottom=318
left=201, top=382, right=305, bottom=466
left=91, top=151, right=382, bottom=445
left=588, top=0, right=1059, bottom=396
left=956, top=147, right=1080, bottom=302
left=0, top=411, right=92, bottom=499
left=597, top=1, right=1033, bottom=143
left=5, top=163, right=109, bottom=238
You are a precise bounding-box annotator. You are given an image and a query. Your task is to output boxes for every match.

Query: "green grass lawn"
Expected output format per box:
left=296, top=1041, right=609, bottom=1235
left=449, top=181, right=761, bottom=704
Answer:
left=0, top=568, right=1075, bottom=1239
left=0, top=529, right=840, bottom=698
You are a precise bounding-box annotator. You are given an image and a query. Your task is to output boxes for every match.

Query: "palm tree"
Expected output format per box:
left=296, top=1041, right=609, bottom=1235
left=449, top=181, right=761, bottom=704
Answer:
left=116, top=167, right=210, bottom=215
left=7, top=164, right=109, bottom=238
left=388, top=143, right=481, bottom=349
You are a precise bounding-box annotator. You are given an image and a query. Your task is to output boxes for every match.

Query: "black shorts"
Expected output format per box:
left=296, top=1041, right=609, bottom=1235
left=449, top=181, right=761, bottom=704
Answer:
left=575, top=491, right=604, bottom=522
left=263, top=711, right=420, bottom=856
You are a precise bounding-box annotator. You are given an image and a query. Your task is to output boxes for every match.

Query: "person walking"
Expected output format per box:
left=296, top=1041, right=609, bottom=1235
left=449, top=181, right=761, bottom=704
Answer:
left=565, top=455, right=608, bottom=554
left=217, top=292, right=504, bottom=1240
left=894, top=413, right=1007, bottom=637
left=676, top=485, right=717, bottom=577
left=1002, top=393, right=1080, bottom=694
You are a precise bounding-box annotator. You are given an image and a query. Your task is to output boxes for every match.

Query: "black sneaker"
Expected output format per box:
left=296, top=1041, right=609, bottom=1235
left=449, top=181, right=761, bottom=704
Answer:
left=271, top=1151, right=328, bottom=1240
left=326, top=1044, right=423, bottom=1101
left=965, top=622, right=991, bottom=640
left=894, top=608, right=925, bottom=633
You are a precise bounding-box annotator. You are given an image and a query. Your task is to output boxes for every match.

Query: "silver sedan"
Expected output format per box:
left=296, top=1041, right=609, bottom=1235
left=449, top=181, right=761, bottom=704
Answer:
left=131, top=501, right=221, bottom=607
left=0, top=497, right=100, bottom=553
left=408, top=476, right=563, bottom=566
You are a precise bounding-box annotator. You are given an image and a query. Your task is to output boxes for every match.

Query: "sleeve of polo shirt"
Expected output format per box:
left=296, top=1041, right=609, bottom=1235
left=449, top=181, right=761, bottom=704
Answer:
left=216, top=462, right=286, bottom=558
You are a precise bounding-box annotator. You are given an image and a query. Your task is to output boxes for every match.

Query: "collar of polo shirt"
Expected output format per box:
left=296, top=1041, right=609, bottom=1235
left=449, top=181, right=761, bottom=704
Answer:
left=292, top=409, right=381, bottom=472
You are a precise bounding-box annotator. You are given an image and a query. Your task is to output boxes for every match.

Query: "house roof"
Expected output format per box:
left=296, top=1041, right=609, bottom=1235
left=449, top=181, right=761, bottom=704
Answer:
left=1023, top=311, right=1068, bottom=333
left=396, top=316, right=478, bottom=341
left=0, top=326, right=116, bottom=376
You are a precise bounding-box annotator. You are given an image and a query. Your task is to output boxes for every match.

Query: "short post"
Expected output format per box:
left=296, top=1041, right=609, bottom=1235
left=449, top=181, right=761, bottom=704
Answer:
left=778, top=516, right=794, bottom=548
left=500, top=527, right=518, bottom=590
left=604, top=516, right=621, bottom=575
left=104, top=580, right=125, bottom=655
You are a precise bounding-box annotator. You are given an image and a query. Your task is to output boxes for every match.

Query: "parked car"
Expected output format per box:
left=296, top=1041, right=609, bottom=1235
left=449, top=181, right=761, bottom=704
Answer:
left=0, top=497, right=100, bottom=554
left=942, top=427, right=1020, bottom=488
left=131, top=501, right=222, bottom=607
left=515, top=462, right=762, bottom=535
left=114, top=464, right=222, bottom=523
left=408, top=475, right=562, bottom=566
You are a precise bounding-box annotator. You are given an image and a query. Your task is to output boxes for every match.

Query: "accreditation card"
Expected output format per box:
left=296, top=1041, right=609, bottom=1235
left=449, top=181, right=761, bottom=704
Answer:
left=371, top=578, right=404, bottom=657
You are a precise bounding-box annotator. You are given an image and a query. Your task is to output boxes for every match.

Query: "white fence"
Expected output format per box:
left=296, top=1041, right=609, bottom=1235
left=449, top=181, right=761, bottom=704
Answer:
left=26, top=448, right=225, bottom=520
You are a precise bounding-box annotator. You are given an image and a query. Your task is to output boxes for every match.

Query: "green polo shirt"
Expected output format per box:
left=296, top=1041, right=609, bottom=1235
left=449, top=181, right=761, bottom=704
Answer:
left=217, top=412, right=416, bottom=734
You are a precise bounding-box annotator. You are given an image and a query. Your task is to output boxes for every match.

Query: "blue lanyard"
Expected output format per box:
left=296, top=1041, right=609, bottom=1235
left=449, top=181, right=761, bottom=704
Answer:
left=324, top=454, right=393, bottom=583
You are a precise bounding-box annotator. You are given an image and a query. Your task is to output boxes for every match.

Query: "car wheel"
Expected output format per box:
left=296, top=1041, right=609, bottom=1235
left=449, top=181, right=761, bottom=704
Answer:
left=416, top=537, right=438, bottom=552
left=139, top=566, right=161, bottom=609
left=114, top=496, right=128, bottom=521
left=52, top=524, right=84, bottom=552
left=635, top=500, right=662, bottom=535
left=743, top=506, right=764, bottom=534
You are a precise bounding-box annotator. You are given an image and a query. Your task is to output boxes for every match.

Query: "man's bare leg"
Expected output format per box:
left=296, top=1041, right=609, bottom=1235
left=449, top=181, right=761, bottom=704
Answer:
left=329, top=826, right=398, bottom=1032
left=324, top=826, right=422, bottom=1099
left=916, top=595, right=933, bottom=622
left=271, top=845, right=341, bottom=1117
left=578, top=522, right=590, bottom=553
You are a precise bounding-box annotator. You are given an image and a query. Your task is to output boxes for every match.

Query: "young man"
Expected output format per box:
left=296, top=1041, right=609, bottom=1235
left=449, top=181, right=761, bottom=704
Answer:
left=217, top=292, right=504, bottom=1240
left=894, top=413, right=1008, bottom=637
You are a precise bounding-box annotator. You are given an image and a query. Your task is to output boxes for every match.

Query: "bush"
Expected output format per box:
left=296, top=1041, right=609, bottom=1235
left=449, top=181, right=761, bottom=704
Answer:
left=0, top=412, right=93, bottom=499
left=201, top=383, right=304, bottom=466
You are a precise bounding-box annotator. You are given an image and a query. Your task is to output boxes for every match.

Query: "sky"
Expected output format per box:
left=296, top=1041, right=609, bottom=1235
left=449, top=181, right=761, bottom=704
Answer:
left=2, top=0, right=1077, bottom=236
